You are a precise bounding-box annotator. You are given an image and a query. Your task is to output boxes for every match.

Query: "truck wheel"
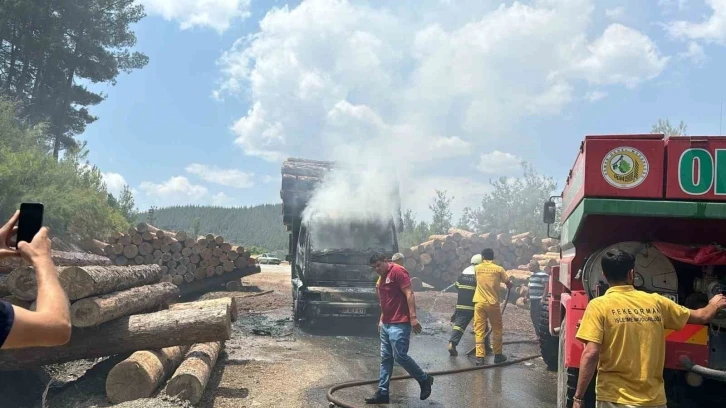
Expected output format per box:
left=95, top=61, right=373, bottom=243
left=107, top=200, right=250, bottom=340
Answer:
left=538, top=295, right=558, bottom=371
left=557, top=317, right=595, bottom=408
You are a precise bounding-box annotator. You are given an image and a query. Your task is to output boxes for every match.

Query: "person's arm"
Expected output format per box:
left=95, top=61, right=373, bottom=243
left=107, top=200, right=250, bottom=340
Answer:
left=2, top=227, right=71, bottom=349
left=574, top=341, right=601, bottom=408
left=401, top=285, right=422, bottom=334
left=687, top=294, right=726, bottom=325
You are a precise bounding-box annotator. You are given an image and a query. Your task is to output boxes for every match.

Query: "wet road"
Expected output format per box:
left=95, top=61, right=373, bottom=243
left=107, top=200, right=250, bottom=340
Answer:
left=300, top=316, right=557, bottom=407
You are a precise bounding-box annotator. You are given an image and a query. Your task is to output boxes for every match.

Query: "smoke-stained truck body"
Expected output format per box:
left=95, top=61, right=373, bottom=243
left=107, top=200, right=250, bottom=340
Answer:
left=540, top=134, right=726, bottom=407
left=281, top=158, right=402, bottom=325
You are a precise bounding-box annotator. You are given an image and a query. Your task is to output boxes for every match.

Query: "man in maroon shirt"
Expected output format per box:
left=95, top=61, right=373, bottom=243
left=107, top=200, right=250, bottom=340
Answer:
left=365, top=252, right=434, bottom=405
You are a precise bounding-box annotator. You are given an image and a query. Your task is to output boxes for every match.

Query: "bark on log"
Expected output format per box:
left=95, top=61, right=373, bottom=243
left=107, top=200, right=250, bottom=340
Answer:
left=59, top=264, right=163, bottom=301
left=70, top=282, right=180, bottom=328
left=0, top=250, right=111, bottom=274
left=165, top=341, right=222, bottom=404
left=0, top=305, right=231, bottom=371
left=106, top=345, right=190, bottom=404
left=80, top=239, right=108, bottom=256
left=168, top=297, right=237, bottom=322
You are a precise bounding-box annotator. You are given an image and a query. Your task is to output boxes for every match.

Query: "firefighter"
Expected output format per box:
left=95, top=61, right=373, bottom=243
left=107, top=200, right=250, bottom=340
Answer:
left=473, top=248, right=512, bottom=365
left=448, top=254, right=491, bottom=356
left=574, top=250, right=726, bottom=408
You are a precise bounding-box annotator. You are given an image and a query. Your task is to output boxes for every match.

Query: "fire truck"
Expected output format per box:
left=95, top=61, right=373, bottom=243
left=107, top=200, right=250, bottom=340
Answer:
left=539, top=134, right=726, bottom=407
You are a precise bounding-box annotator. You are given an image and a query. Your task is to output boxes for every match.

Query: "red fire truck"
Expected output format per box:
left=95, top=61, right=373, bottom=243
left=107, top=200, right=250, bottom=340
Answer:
left=539, top=134, right=726, bottom=407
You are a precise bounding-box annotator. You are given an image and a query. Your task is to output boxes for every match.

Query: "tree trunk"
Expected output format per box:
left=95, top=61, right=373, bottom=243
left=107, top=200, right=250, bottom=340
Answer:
left=168, top=297, right=237, bottom=322
left=0, top=250, right=111, bottom=273
left=80, top=238, right=108, bottom=256
left=59, top=264, right=163, bottom=300
left=106, top=345, right=190, bottom=404
left=165, top=341, right=222, bottom=404
left=0, top=305, right=231, bottom=371
left=70, top=282, right=179, bottom=327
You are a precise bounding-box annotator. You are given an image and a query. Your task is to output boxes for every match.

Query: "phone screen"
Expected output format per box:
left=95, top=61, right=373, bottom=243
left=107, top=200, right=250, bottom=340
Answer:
left=16, top=203, right=44, bottom=246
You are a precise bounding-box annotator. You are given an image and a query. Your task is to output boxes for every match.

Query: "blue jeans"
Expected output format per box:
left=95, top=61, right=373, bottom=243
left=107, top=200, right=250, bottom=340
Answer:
left=378, top=323, right=428, bottom=395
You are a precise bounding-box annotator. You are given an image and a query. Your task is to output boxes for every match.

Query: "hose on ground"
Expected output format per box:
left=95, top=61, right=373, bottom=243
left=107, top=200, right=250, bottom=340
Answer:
left=327, top=286, right=541, bottom=408
left=326, top=341, right=540, bottom=408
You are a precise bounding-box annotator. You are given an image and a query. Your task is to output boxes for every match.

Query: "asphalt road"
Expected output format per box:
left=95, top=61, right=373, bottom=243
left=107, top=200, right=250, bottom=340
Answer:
left=305, top=329, right=557, bottom=408
left=294, top=309, right=557, bottom=407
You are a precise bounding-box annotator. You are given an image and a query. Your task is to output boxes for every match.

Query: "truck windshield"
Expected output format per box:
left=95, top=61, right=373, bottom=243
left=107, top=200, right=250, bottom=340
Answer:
left=308, top=218, right=395, bottom=253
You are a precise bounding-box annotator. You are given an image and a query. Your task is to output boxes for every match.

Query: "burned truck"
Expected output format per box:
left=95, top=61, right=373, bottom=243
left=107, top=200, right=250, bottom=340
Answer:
left=280, top=158, right=402, bottom=326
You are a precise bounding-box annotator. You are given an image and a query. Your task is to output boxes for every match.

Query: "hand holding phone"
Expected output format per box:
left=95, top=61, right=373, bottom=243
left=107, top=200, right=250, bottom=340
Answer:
left=16, top=203, right=44, bottom=248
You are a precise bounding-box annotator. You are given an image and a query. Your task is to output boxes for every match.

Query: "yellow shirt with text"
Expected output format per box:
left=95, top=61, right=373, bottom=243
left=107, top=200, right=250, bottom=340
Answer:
left=472, top=260, right=509, bottom=305
left=576, top=285, right=691, bottom=406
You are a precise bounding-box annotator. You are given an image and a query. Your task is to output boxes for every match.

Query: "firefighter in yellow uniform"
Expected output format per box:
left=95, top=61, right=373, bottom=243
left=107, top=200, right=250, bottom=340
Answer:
left=473, top=248, right=512, bottom=365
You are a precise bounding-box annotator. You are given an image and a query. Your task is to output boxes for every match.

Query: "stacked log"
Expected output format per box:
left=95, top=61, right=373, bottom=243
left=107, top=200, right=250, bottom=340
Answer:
left=402, top=228, right=546, bottom=289
left=103, top=223, right=260, bottom=289
left=0, top=304, right=232, bottom=371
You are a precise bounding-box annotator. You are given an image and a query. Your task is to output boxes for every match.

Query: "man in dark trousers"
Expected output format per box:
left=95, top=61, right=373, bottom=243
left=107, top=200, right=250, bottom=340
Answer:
left=448, top=254, right=491, bottom=356
left=365, top=252, right=434, bottom=405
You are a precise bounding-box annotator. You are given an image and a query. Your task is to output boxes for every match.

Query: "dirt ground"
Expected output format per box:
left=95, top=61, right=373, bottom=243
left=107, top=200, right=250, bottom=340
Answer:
left=0, top=264, right=542, bottom=408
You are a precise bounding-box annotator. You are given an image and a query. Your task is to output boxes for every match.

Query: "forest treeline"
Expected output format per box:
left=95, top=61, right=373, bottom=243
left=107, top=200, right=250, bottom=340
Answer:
left=0, top=1, right=147, bottom=240
left=138, top=204, right=289, bottom=255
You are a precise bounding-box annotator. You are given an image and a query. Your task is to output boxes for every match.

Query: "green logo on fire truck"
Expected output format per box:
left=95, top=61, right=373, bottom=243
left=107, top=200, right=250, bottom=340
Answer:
left=602, top=147, right=649, bottom=189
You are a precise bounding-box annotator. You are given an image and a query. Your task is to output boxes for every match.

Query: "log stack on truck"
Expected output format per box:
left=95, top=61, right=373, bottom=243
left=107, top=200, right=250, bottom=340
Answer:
left=281, top=158, right=402, bottom=326
left=539, top=134, right=726, bottom=407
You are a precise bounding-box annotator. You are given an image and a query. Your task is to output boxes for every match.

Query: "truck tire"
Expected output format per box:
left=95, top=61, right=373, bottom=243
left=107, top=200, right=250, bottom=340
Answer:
left=538, top=295, right=558, bottom=371
left=557, top=317, right=595, bottom=408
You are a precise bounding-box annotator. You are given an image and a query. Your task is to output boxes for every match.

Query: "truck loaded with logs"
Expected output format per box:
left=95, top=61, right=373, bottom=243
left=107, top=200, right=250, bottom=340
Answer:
left=281, top=158, right=403, bottom=326
left=540, top=134, right=726, bottom=407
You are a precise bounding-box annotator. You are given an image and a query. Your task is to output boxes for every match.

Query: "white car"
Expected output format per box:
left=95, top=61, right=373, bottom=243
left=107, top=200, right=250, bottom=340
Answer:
left=257, top=254, right=281, bottom=265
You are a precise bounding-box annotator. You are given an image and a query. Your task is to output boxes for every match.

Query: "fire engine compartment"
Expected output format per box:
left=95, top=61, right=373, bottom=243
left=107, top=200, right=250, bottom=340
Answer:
left=570, top=213, right=726, bottom=371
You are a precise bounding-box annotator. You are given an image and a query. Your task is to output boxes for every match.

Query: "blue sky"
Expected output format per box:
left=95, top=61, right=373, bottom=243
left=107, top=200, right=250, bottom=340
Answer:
left=81, top=0, right=726, bottom=221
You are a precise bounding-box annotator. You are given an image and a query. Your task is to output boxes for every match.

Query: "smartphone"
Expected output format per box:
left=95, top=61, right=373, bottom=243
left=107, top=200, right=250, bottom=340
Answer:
left=16, top=203, right=44, bottom=247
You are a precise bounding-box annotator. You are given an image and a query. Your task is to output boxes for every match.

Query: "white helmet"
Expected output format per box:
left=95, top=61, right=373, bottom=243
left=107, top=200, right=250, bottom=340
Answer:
left=470, top=254, right=482, bottom=265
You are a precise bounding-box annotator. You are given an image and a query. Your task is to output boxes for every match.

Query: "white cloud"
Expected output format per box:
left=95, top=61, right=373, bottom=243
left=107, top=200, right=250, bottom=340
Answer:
left=139, top=0, right=251, bottom=32
left=585, top=90, right=607, bottom=102
left=216, top=0, right=669, bottom=166
left=185, top=163, right=255, bottom=188
left=102, top=172, right=127, bottom=197
left=476, top=151, right=523, bottom=175
left=667, top=0, right=726, bottom=44
left=605, top=6, right=626, bottom=20
left=679, top=41, right=707, bottom=65
left=139, top=176, right=208, bottom=206
left=568, top=24, right=668, bottom=89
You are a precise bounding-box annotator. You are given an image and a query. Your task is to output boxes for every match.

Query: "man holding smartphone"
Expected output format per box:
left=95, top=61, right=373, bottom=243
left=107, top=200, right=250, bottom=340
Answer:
left=0, top=210, right=71, bottom=349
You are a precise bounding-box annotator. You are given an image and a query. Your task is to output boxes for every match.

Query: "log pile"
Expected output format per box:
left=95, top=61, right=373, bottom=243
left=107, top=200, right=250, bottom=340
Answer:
left=401, top=228, right=547, bottom=289
left=102, top=223, right=260, bottom=290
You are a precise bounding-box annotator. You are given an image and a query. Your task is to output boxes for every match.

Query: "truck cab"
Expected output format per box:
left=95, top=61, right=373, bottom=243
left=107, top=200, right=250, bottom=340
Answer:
left=291, top=215, right=398, bottom=325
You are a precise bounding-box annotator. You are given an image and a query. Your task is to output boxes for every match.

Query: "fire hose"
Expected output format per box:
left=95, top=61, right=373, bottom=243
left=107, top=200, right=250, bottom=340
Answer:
left=326, top=287, right=542, bottom=408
